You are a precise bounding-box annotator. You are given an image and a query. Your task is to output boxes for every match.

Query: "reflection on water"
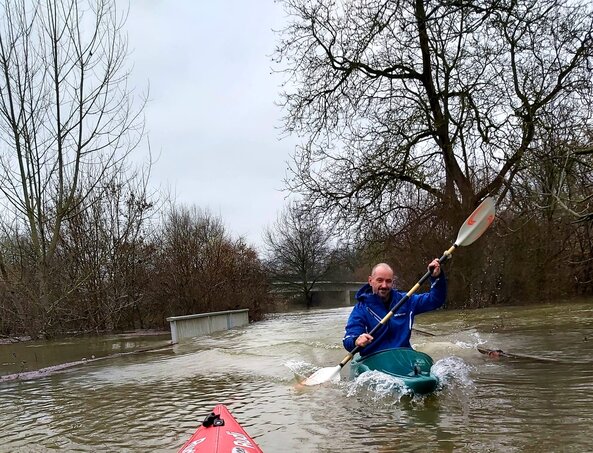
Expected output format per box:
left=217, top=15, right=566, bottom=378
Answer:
left=1, top=301, right=593, bottom=451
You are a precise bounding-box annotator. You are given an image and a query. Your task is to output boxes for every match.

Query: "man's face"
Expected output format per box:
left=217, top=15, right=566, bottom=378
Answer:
left=369, top=266, right=394, bottom=300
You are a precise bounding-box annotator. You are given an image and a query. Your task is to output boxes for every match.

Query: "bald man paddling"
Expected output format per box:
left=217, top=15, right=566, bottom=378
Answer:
left=342, top=260, right=447, bottom=357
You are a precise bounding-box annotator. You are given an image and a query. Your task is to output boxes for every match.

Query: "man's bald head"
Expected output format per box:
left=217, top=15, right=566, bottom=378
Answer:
left=371, top=262, right=394, bottom=277
left=369, top=263, right=394, bottom=301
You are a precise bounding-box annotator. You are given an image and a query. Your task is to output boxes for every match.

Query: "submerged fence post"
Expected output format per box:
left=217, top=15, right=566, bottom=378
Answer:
left=166, top=309, right=250, bottom=344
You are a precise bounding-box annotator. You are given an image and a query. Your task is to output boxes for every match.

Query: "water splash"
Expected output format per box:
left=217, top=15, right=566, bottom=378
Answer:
left=345, top=370, right=412, bottom=401
left=284, top=359, right=343, bottom=387
left=284, top=359, right=324, bottom=382
left=309, top=341, right=342, bottom=350
left=453, top=330, right=488, bottom=349
left=432, top=356, right=474, bottom=390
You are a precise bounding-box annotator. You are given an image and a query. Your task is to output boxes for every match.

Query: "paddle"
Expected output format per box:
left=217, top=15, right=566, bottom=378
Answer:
left=301, top=197, right=496, bottom=386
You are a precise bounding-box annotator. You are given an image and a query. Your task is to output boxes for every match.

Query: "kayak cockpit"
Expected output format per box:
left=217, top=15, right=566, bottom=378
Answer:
left=350, top=347, right=439, bottom=395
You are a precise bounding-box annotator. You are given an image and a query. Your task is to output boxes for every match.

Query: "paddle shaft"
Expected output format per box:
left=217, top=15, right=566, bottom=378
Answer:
left=338, top=244, right=457, bottom=368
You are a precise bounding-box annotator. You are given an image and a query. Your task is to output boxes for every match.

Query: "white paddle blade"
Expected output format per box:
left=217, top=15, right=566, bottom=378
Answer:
left=455, top=197, right=496, bottom=247
left=301, top=365, right=341, bottom=386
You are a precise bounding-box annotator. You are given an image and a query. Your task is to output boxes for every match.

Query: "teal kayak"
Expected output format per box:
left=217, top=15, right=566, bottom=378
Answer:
left=350, top=347, right=439, bottom=395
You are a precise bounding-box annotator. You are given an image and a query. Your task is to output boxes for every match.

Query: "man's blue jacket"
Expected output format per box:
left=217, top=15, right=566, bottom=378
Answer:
left=342, top=273, right=447, bottom=357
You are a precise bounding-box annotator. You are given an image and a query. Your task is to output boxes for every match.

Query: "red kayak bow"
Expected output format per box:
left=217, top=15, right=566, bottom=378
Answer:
left=178, top=404, right=264, bottom=453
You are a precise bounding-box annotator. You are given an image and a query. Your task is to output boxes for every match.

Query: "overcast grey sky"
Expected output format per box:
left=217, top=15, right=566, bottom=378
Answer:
left=125, top=1, right=297, bottom=249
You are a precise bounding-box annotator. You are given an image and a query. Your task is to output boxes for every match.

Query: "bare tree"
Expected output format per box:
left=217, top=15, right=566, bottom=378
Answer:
left=263, top=201, right=333, bottom=307
left=274, top=0, right=593, bottom=235
left=152, top=205, right=270, bottom=320
left=549, top=144, right=593, bottom=224
left=55, top=166, right=155, bottom=333
left=0, top=0, right=145, bottom=335
left=156, top=206, right=228, bottom=316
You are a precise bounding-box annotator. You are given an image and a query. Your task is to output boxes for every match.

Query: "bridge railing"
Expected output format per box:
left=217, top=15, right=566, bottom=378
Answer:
left=166, top=309, right=249, bottom=344
left=271, top=281, right=366, bottom=306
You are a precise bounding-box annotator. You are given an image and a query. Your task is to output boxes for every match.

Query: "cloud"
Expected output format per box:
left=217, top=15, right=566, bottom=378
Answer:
left=125, top=0, right=297, bottom=249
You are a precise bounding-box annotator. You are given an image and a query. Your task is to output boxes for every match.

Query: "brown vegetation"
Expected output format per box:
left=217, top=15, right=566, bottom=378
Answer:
left=1, top=0, right=593, bottom=340
left=0, top=201, right=272, bottom=338
left=0, top=0, right=271, bottom=339
left=271, top=0, right=593, bottom=307
left=369, top=204, right=593, bottom=309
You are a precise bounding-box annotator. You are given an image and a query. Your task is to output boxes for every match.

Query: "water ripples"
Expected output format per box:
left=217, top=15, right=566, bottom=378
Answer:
left=2, top=302, right=593, bottom=451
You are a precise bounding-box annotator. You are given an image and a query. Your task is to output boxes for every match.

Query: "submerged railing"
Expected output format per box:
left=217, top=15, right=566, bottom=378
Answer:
left=166, top=309, right=250, bottom=344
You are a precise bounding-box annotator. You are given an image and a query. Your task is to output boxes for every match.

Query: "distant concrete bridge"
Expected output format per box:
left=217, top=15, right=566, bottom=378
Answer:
left=271, top=281, right=366, bottom=306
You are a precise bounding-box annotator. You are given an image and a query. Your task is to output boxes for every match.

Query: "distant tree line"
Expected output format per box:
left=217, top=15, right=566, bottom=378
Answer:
left=263, top=196, right=593, bottom=310
left=0, top=190, right=272, bottom=338
left=0, top=0, right=271, bottom=339
left=2, top=0, right=593, bottom=341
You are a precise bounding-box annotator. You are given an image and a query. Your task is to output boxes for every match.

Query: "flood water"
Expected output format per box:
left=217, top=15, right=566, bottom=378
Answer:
left=1, top=300, right=593, bottom=452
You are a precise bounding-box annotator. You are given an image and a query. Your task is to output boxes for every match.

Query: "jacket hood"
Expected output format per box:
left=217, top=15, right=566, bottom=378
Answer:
left=356, top=283, right=397, bottom=307
left=355, top=283, right=373, bottom=301
left=356, top=283, right=394, bottom=304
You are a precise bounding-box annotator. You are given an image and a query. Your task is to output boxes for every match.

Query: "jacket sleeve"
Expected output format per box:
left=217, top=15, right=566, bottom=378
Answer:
left=410, top=270, right=447, bottom=315
left=342, top=303, right=367, bottom=352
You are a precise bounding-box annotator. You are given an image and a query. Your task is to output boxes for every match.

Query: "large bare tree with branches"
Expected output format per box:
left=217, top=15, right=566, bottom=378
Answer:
left=274, top=0, right=593, bottom=236
left=0, top=0, right=145, bottom=335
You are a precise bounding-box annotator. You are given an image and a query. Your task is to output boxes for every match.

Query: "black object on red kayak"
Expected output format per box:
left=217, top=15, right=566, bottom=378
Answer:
left=178, top=404, right=263, bottom=453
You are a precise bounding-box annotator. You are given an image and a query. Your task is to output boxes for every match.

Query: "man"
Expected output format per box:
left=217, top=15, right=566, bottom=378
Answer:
left=342, top=260, right=446, bottom=357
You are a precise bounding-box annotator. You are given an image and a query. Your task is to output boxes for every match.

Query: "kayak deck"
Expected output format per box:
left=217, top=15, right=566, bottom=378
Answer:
left=178, top=404, right=263, bottom=453
left=351, top=347, right=439, bottom=395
